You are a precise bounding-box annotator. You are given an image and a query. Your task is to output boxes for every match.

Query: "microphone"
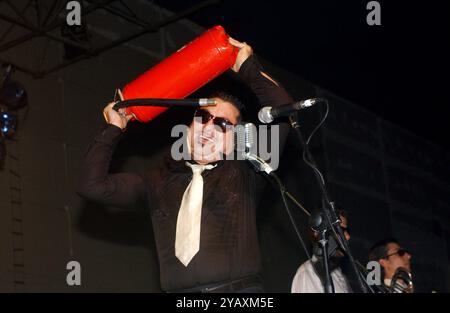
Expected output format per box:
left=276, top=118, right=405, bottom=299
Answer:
left=258, top=98, right=320, bottom=124
left=113, top=98, right=216, bottom=111
left=235, top=122, right=255, bottom=156
left=235, top=123, right=275, bottom=175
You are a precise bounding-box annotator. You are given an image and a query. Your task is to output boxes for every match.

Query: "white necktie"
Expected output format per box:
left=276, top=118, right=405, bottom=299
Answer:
left=175, top=162, right=216, bottom=266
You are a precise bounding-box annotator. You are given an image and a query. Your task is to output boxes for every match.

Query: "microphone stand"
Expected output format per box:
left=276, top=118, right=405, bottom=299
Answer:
left=309, top=209, right=335, bottom=293
left=245, top=147, right=375, bottom=293
left=288, top=111, right=368, bottom=293
left=319, top=231, right=334, bottom=293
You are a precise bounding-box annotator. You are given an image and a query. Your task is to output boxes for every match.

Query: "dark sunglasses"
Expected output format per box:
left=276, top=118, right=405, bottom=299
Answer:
left=193, top=109, right=234, bottom=132
left=385, top=249, right=409, bottom=259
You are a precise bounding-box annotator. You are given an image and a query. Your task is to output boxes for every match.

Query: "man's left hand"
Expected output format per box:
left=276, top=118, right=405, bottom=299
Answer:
left=229, top=37, right=253, bottom=73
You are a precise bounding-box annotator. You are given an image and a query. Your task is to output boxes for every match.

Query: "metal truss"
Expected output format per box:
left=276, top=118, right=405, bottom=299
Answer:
left=0, top=0, right=219, bottom=78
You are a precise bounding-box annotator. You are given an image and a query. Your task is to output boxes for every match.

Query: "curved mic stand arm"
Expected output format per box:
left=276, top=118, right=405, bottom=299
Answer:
left=245, top=153, right=311, bottom=217
left=245, top=153, right=313, bottom=261
left=288, top=105, right=369, bottom=293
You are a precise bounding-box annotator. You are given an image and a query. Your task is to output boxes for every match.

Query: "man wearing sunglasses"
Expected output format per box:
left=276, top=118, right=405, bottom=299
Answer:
left=368, top=238, right=412, bottom=292
left=77, top=36, right=293, bottom=293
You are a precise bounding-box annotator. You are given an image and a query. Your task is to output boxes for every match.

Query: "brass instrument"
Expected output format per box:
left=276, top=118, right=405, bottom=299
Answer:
left=355, top=262, right=414, bottom=293
left=389, top=267, right=414, bottom=293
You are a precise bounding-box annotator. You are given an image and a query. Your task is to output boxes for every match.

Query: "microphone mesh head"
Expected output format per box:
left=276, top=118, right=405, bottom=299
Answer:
left=244, top=123, right=255, bottom=150
left=258, top=106, right=273, bottom=124
left=234, top=123, right=256, bottom=158
left=234, top=124, right=246, bottom=154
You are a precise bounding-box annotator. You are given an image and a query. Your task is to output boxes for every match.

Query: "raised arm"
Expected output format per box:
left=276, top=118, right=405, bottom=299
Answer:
left=76, top=102, right=148, bottom=211
left=230, top=38, right=293, bottom=107
left=229, top=38, right=293, bottom=154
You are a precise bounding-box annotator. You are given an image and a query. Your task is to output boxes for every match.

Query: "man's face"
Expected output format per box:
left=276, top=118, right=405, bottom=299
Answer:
left=188, top=98, right=240, bottom=165
left=380, top=242, right=412, bottom=279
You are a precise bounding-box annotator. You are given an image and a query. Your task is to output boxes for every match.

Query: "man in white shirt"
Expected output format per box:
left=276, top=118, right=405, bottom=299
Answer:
left=291, top=210, right=352, bottom=293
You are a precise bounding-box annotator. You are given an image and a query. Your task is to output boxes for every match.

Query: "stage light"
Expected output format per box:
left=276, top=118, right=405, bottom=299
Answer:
left=0, top=64, right=28, bottom=111
left=0, top=110, right=17, bottom=139
left=0, top=80, right=28, bottom=111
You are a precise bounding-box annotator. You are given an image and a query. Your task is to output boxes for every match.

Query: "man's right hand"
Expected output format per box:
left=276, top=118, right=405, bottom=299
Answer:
left=103, top=102, right=133, bottom=130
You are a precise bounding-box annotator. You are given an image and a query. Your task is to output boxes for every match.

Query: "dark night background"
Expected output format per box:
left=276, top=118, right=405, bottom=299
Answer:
left=161, top=0, right=450, bottom=151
